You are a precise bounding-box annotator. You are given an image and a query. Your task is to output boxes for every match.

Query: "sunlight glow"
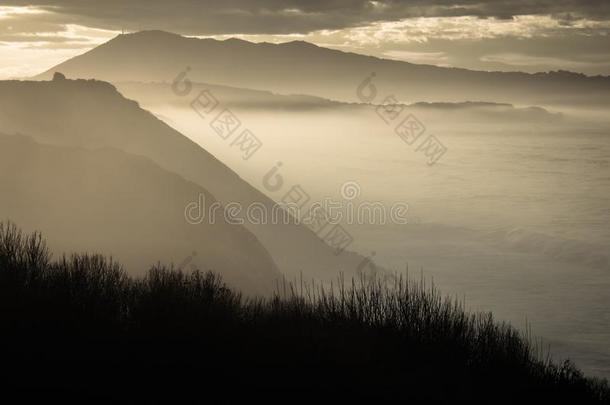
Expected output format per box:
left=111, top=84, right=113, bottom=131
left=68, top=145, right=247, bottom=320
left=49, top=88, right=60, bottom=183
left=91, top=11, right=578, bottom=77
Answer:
left=0, top=6, right=48, bottom=19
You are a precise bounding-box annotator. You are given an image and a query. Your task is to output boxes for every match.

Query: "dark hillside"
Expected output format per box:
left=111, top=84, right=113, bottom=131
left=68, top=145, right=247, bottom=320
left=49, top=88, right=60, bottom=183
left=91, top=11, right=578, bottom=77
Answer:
left=1, top=224, right=608, bottom=403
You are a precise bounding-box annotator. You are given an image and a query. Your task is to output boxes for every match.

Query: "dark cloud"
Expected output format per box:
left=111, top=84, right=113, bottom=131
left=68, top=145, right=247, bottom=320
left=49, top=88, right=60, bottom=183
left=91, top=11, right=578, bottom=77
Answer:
left=0, top=6, right=114, bottom=46
left=2, top=0, right=610, bottom=35
left=372, top=36, right=610, bottom=75
left=2, top=1, right=609, bottom=77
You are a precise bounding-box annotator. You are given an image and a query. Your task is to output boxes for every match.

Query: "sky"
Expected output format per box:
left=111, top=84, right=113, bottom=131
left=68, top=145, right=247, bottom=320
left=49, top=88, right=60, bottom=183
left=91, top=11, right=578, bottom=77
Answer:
left=1, top=1, right=609, bottom=79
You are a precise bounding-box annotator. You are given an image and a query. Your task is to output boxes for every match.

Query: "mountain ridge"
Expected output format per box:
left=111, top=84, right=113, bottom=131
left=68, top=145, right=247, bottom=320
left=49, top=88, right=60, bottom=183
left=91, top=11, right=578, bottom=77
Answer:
left=0, top=78, right=369, bottom=281
left=34, top=30, right=610, bottom=107
left=0, top=132, right=280, bottom=293
left=80, top=30, right=608, bottom=79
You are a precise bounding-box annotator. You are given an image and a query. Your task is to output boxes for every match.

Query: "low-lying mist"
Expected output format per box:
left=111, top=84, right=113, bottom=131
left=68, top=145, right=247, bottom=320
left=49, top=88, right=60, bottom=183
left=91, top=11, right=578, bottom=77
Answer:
left=132, top=92, right=610, bottom=378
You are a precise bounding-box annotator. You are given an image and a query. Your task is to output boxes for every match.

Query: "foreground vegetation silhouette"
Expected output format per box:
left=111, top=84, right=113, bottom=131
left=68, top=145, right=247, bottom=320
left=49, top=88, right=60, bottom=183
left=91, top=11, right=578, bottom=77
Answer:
left=1, top=222, right=608, bottom=403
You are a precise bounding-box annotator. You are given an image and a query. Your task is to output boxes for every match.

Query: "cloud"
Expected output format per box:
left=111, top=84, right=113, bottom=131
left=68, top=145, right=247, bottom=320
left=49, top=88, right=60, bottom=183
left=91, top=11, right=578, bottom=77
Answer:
left=1, top=2, right=610, bottom=78
left=383, top=50, right=450, bottom=65
left=480, top=52, right=610, bottom=71
left=0, top=6, right=116, bottom=47
left=1, top=1, right=610, bottom=35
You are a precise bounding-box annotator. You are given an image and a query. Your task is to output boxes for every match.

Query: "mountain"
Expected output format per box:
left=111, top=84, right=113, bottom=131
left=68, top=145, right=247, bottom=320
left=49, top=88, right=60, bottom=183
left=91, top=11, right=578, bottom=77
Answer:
left=114, top=81, right=562, bottom=123
left=405, top=101, right=563, bottom=123
left=35, top=30, right=610, bottom=107
left=115, top=81, right=344, bottom=111
left=0, top=78, right=366, bottom=281
left=0, top=133, right=278, bottom=293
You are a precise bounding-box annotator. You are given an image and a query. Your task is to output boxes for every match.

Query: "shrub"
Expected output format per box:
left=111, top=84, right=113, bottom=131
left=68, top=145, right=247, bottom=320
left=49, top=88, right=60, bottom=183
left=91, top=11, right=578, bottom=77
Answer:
left=0, top=222, right=608, bottom=403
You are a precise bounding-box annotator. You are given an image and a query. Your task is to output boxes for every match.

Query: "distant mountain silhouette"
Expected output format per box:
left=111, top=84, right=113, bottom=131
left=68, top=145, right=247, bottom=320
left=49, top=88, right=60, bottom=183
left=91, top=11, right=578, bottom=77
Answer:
left=35, top=30, right=610, bottom=107
left=115, top=81, right=562, bottom=123
left=405, top=101, right=563, bottom=123
left=116, top=81, right=343, bottom=111
left=0, top=78, right=367, bottom=281
left=0, top=133, right=278, bottom=293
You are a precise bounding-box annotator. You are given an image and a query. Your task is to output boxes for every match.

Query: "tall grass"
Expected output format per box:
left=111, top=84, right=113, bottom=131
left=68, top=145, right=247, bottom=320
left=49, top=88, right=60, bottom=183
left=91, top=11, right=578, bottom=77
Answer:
left=0, top=222, right=608, bottom=403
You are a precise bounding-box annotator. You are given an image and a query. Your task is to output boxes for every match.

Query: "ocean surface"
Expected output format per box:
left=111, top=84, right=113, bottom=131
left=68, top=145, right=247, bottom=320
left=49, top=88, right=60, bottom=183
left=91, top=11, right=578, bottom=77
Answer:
left=158, top=105, right=610, bottom=378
